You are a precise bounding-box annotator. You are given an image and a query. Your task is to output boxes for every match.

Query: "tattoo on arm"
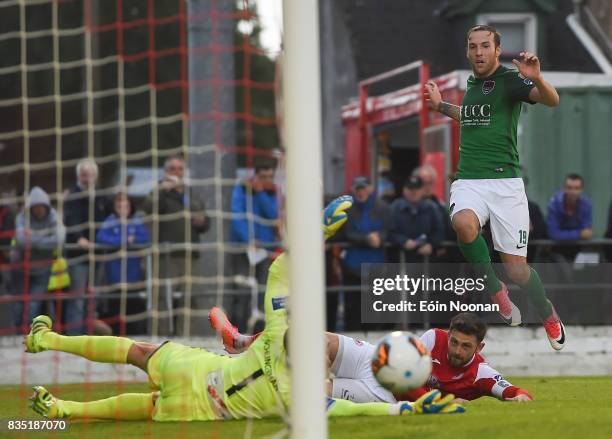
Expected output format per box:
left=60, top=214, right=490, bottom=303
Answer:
left=438, top=101, right=461, bottom=121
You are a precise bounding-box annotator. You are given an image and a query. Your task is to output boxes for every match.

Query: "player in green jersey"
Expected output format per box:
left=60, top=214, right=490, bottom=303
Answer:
left=26, top=196, right=464, bottom=422
left=424, top=25, right=565, bottom=350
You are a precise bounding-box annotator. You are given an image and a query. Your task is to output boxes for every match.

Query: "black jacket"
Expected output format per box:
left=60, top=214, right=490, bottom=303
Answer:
left=389, top=198, right=444, bottom=249
left=64, top=186, right=109, bottom=258
left=144, top=186, right=209, bottom=244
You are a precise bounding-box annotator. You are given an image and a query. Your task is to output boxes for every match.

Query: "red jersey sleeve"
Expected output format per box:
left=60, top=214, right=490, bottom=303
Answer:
left=473, top=363, right=522, bottom=400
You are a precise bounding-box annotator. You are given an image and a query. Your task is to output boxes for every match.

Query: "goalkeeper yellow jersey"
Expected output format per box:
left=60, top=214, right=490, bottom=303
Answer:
left=221, top=253, right=291, bottom=419
left=150, top=254, right=291, bottom=421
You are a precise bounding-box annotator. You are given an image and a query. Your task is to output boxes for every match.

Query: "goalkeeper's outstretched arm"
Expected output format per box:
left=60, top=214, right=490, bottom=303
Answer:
left=263, top=195, right=354, bottom=332
left=208, top=196, right=356, bottom=351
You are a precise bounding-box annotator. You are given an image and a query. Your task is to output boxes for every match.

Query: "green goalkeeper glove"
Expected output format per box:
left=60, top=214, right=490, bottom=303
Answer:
left=323, top=195, right=353, bottom=240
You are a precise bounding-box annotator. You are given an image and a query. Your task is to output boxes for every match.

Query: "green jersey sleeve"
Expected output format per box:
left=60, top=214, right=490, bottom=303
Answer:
left=506, top=71, right=536, bottom=104
left=264, top=253, right=290, bottom=334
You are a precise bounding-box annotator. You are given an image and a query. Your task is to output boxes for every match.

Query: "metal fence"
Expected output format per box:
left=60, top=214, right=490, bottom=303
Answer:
left=1, top=239, right=612, bottom=335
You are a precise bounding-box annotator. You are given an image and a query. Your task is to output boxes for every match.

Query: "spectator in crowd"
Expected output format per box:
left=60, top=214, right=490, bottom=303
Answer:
left=96, top=192, right=150, bottom=334
left=389, top=176, right=444, bottom=262
left=547, top=173, right=592, bottom=241
left=0, top=201, right=15, bottom=289
left=340, top=176, right=390, bottom=330
left=520, top=171, right=548, bottom=261
left=526, top=199, right=548, bottom=261
left=528, top=200, right=548, bottom=241
left=604, top=200, right=612, bottom=262
left=546, top=173, right=592, bottom=261
left=63, top=159, right=108, bottom=335
left=377, top=171, right=396, bottom=204
left=229, top=163, right=279, bottom=331
left=413, top=165, right=456, bottom=257
left=144, top=155, right=209, bottom=336
left=413, top=165, right=442, bottom=206
left=11, top=187, right=65, bottom=330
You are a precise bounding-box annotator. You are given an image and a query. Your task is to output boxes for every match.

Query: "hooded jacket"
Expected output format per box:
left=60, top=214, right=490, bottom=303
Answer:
left=12, top=187, right=66, bottom=274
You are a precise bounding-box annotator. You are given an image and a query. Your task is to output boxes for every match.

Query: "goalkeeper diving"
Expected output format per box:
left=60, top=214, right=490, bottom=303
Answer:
left=26, top=196, right=464, bottom=422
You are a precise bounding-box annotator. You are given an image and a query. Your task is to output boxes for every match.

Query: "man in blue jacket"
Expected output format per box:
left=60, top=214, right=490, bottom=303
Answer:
left=229, top=164, right=279, bottom=331
left=389, top=176, right=444, bottom=263
left=340, top=176, right=389, bottom=330
left=230, top=165, right=278, bottom=245
left=546, top=173, right=592, bottom=262
left=546, top=173, right=592, bottom=241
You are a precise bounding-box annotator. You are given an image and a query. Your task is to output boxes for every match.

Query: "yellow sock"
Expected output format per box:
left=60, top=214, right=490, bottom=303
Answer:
left=327, top=398, right=395, bottom=417
left=60, top=393, right=153, bottom=420
left=42, top=333, right=134, bottom=364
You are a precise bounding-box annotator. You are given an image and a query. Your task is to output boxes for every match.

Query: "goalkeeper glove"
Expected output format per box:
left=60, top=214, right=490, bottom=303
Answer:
left=30, top=386, right=64, bottom=418
left=323, top=195, right=353, bottom=240
left=399, top=389, right=466, bottom=415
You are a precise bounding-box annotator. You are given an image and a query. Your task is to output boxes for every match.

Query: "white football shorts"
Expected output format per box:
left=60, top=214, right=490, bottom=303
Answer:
left=449, top=178, right=530, bottom=257
left=330, top=334, right=395, bottom=403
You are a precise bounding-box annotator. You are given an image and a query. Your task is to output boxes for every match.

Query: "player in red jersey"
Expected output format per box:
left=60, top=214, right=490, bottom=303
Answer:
left=396, top=312, right=532, bottom=402
left=210, top=309, right=531, bottom=403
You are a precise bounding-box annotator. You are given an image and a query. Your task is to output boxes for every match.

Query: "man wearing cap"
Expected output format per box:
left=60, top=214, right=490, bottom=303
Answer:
left=340, top=176, right=390, bottom=330
left=388, top=176, right=444, bottom=262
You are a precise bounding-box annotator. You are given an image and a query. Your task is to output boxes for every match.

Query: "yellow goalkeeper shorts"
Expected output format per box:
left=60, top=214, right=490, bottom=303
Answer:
left=147, top=341, right=231, bottom=421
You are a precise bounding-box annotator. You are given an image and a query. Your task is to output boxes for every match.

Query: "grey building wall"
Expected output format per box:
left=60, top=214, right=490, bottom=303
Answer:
left=319, top=0, right=359, bottom=195
left=520, top=87, right=612, bottom=236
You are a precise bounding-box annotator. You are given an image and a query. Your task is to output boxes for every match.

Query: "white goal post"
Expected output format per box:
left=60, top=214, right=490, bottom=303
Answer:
left=282, top=0, right=328, bottom=438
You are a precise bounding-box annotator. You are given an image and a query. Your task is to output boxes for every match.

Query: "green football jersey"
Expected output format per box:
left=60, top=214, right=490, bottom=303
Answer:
left=456, top=65, right=535, bottom=179
left=221, top=254, right=291, bottom=419
left=215, top=253, right=405, bottom=419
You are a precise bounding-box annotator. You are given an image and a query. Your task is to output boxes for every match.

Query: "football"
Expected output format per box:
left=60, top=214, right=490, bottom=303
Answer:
left=371, top=331, right=432, bottom=393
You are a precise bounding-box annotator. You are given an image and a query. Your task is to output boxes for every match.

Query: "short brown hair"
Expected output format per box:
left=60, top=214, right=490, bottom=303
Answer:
left=112, top=191, right=135, bottom=217
left=449, top=312, right=487, bottom=342
left=565, top=173, right=584, bottom=185
left=467, top=25, right=501, bottom=48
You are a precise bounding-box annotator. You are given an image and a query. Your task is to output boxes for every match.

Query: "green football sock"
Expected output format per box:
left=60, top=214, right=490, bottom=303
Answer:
left=458, top=235, right=502, bottom=295
left=519, top=267, right=553, bottom=319
left=59, top=393, right=153, bottom=420
left=41, top=333, right=134, bottom=364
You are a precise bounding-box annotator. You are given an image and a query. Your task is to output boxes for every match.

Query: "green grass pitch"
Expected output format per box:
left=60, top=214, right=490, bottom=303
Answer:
left=2, top=377, right=612, bottom=438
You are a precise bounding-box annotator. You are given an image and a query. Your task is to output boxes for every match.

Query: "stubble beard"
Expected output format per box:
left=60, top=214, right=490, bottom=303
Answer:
left=473, top=58, right=500, bottom=78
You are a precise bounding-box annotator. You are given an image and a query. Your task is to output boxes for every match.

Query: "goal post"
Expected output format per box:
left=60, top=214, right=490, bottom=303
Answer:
left=282, top=0, right=328, bottom=438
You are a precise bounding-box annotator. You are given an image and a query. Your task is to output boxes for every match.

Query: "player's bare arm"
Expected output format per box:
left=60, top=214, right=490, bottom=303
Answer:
left=424, top=82, right=460, bottom=121
left=512, top=51, right=560, bottom=107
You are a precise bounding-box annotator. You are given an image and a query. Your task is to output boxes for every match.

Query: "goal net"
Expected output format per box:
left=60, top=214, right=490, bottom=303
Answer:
left=0, top=0, right=301, bottom=434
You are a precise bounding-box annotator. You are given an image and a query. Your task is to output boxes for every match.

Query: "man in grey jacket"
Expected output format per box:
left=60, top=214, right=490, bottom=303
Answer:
left=11, top=187, right=65, bottom=331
